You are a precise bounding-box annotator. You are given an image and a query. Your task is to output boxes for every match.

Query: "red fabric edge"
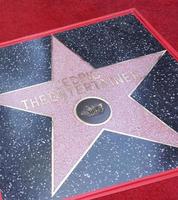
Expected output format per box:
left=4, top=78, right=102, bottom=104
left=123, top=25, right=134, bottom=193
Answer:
left=66, top=168, right=178, bottom=200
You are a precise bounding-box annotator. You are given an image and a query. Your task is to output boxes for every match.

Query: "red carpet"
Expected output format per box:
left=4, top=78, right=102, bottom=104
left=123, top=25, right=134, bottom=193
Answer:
left=89, top=177, right=178, bottom=200
left=68, top=169, right=178, bottom=200
left=0, top=0, right=178, bottom=55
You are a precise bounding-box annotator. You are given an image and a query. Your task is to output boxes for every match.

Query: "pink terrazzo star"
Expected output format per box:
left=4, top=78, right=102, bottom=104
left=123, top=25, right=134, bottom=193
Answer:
left=0, top=37, right=177, bottom=196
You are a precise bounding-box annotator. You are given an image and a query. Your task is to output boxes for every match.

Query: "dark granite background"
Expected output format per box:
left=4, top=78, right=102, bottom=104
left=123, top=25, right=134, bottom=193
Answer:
left=132, top=52, right=178, bottom=132
left=55, top=14, right=164, bottom=68
left=0, top=36, right=51, bottom=93
left=0, top=107, right=52, bottom=200
left=54, top=130, right=178, bottom=200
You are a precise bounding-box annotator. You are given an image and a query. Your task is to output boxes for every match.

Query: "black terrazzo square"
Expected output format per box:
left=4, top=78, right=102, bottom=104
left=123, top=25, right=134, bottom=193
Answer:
left=55, top=14, right=164, bottom=68
left=131, top=52, right=178, bottom=132
left=0, top=37, right=51, bottom=93
left=52, top=130, right=178, bottom=199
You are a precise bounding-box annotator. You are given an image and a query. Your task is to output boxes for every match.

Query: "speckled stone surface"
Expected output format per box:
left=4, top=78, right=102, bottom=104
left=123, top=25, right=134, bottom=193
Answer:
left=0, top=106, right=52, bottom=200
left=132, top=52, right=178, bottom=132
left=54, top=130, right=178, bottom=200
left=0, top=36, right=51, bottom=93
left=55, top=14, right=164, bottom=68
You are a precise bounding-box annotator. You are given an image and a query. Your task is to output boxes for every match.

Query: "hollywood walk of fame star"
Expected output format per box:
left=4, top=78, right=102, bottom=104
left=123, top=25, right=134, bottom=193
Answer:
left=0, top=37, right=177, bottom=197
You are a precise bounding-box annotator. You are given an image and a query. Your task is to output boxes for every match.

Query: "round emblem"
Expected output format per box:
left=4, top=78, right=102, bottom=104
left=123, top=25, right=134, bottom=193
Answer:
left=75, top=97, right=112, bottom=126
